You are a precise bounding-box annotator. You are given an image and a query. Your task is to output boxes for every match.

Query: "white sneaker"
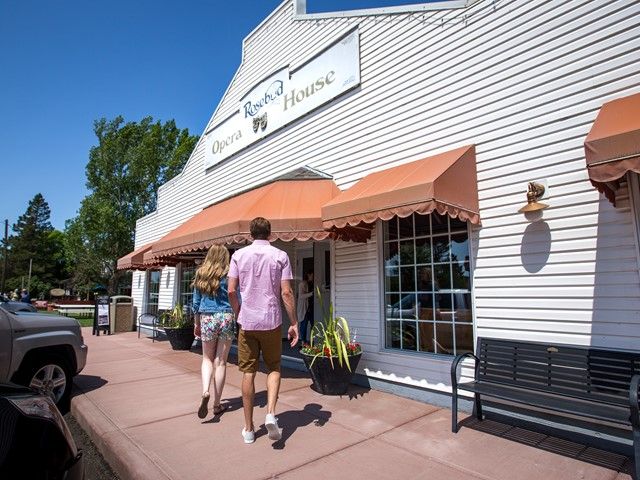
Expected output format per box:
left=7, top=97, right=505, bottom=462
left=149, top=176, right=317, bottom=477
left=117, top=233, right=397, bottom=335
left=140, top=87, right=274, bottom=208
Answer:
left=265, top=414, right=282, bottom=441
left=241, top=428, right=255, bottom=444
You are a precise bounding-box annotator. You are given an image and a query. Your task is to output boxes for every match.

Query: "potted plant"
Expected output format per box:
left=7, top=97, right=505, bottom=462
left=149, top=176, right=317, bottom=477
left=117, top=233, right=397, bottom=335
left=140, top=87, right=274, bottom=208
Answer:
left=160, top=304, right=195, bottom=350
left=300, top=290, right=362, bottom=395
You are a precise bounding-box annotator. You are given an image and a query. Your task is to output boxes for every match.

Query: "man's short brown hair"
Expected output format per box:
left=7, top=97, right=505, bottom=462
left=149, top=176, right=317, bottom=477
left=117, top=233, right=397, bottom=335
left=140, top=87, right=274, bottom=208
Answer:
left=250, top=217, right=271, bottom=240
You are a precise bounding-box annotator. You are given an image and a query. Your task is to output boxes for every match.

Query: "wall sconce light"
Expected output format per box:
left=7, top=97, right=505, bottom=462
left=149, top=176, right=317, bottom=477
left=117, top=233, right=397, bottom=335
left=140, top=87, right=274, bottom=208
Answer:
left=518, top=182, right=549, bottom=213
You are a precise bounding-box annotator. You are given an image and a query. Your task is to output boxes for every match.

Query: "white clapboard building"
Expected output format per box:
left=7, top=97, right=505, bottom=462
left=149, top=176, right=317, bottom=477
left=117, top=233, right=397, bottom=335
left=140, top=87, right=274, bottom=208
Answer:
left=117, top=0, right=640, bottom=403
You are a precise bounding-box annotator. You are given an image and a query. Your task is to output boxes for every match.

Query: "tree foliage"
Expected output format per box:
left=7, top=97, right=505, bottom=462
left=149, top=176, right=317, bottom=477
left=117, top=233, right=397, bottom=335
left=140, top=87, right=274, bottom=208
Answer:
left=65, top=116, right=198, bottom=294
left=2, top=193, right=66, bottom=298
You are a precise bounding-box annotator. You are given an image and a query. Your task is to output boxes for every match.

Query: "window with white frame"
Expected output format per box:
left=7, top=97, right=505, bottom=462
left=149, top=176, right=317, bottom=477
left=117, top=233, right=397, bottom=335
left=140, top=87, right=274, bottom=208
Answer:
left=383, top=212, right=473, bottom=356
left=146, top=270, right=161, bottom=316
left=179, top=264, right=196, bottom=310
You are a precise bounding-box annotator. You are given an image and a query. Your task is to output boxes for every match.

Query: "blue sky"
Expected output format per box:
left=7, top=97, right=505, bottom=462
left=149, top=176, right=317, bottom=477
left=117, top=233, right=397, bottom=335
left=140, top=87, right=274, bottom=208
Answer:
left=0, top=0, right=437, bottom=231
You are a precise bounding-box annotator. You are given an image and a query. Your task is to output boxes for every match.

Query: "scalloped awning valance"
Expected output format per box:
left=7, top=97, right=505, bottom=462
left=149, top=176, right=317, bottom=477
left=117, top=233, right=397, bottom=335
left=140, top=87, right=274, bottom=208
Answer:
left=584, top=92, right=640, bottom=204
left=116, top=243, right=153, bottom=271
left=148, top=178, right=343, bottom=261
left=321, top=145, right=480, bottom=234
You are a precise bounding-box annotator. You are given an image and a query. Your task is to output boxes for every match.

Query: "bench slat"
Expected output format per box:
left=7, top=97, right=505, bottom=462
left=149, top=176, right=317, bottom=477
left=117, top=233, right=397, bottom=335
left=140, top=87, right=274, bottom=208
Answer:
left=458, top=381, right=631, bottom=425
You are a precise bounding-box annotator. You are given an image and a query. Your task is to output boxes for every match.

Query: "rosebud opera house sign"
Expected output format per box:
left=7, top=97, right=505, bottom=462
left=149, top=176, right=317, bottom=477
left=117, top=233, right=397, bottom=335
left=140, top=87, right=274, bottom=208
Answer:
left=203, top=28, right=361, bottom=169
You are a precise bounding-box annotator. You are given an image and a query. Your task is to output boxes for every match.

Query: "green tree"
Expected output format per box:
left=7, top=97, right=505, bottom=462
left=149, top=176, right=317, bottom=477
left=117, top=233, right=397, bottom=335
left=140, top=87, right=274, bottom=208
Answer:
left=5, top=193, right=66, bottom=298
left=65, top=116, right=198, bottom=294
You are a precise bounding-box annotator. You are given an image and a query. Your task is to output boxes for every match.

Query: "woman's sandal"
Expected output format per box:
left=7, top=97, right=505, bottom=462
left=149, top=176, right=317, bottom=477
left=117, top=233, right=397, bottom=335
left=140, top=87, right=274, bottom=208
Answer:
left=198, top=393, right=210, bottom=419
left=213, top=404, right=228, bottom=415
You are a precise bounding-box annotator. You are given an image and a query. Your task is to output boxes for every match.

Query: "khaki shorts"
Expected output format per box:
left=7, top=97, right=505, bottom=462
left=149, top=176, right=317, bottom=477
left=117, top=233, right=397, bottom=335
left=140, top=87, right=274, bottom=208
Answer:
left=237, top=326, right=282, bottom=373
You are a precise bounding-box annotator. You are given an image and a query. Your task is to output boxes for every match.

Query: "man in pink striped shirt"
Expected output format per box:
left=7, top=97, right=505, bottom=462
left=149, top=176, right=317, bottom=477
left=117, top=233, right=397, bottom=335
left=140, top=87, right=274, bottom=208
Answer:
left=228, top=217, right=299, bottom=444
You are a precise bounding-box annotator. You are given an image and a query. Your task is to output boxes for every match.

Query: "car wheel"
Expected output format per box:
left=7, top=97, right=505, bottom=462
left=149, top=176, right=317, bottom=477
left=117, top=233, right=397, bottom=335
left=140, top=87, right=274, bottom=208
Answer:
left=16, top=354, right=72, bottom=412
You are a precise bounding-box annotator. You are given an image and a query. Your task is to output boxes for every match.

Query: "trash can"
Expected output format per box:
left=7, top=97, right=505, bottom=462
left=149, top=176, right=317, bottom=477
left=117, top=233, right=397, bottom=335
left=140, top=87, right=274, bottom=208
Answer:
left=109, top=296, right=134, bottom=334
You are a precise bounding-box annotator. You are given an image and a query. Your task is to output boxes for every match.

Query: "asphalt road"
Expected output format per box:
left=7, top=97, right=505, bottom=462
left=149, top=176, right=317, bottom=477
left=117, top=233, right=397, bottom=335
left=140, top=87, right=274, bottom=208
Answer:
left=63, top=413, right=119, bottom=480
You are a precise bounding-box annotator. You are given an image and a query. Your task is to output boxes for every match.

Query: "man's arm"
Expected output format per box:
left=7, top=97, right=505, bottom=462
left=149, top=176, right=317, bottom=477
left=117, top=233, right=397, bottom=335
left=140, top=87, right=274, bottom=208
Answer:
left=281, top=279, right=299, bottom=347
left=228, top=277, right=241, bottom=318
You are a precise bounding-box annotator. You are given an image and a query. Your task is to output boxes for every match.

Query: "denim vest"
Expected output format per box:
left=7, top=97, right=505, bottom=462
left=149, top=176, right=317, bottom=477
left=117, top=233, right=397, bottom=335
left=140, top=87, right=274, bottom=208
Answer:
left=192, top=276, right=232, bottom=313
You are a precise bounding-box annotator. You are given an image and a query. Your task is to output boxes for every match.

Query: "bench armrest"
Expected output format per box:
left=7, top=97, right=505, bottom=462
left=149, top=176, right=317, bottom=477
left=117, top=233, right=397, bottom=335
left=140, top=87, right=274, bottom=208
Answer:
left=630, top=374, right=640, bottom=429
left=451, top=352, right=479, bottom=391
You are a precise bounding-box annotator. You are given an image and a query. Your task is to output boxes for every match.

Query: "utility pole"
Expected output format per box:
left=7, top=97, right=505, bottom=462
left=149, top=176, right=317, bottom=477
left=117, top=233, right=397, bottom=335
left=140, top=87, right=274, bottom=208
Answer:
left=1, top=219, right=7, bottom=293
left=27, top=258, right=32, bottom=291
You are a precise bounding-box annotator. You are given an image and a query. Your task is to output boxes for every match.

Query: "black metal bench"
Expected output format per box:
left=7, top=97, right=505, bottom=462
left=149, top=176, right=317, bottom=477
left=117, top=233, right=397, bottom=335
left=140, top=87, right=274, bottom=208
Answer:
left=137, top=313, right=160, bottom=342
left=451, top=337, right=640, bottom=478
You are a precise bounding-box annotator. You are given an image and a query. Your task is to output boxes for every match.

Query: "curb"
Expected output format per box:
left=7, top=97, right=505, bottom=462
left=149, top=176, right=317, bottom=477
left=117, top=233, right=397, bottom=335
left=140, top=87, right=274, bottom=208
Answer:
left=71, top=392, right=172, bottom=480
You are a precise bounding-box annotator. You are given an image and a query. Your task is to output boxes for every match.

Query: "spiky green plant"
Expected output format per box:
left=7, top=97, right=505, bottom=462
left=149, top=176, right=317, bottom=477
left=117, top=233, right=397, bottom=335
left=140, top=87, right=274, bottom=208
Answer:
left=160, top=304, right=193, bottom=328
left=307, top=288, right=358, bottom=371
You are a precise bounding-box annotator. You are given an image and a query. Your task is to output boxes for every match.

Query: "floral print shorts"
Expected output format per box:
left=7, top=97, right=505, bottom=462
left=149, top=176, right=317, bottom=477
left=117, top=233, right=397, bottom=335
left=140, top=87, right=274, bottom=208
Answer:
left=199, top=312, right=236, bottom=342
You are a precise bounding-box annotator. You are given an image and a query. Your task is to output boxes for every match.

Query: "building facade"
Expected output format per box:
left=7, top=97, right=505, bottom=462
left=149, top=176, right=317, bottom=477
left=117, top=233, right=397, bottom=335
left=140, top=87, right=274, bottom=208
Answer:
left=119, top=0, right=640, bottom=401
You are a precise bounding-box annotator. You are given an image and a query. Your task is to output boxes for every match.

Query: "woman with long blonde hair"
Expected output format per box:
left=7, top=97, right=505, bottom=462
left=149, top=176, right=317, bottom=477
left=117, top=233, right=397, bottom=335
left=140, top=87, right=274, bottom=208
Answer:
left=192, top=244, right=236, bottom=418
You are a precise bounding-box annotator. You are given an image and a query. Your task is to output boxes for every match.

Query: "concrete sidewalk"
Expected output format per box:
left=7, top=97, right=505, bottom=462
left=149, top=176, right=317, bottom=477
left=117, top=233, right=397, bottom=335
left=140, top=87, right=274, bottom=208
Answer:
left=72, top=328, right=633, bottom=480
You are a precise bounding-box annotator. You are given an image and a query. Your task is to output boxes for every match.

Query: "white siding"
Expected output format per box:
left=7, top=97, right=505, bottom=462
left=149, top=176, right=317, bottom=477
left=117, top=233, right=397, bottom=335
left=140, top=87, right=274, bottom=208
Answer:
left=131, top=270, right=145, bottom=316
left=132, top=0, right=640, bottom=392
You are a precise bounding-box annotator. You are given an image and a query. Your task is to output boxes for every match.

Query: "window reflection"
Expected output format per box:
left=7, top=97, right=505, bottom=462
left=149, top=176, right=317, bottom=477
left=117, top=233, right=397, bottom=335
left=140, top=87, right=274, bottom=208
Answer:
left=383, top=212, right=472, bottom=356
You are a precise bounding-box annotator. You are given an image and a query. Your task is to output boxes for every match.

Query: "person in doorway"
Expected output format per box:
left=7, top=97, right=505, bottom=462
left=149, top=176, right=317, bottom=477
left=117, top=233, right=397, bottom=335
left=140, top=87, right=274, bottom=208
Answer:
left=228, top=217, right=299, bottom=445
left=192, top=244, right=236, bottom=419
left=296, top=271, right=314, bottom=345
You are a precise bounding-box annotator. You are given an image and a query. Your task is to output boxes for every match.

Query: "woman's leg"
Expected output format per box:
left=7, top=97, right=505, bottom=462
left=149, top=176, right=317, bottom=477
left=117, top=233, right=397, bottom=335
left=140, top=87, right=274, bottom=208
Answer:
left=212, top=337, right=232, bottom=410
left=201, top=338, right=216, bottom=395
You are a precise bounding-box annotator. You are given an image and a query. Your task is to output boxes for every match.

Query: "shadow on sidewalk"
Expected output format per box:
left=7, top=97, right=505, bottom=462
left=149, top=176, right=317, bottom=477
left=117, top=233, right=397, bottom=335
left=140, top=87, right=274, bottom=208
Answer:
left=268, top=403, right=332, bottom=450
left=73, top=375, right=108, bottom=393
left=202, top=392, right=268, bottom=424
left=460, top=416, right=633, bottom=475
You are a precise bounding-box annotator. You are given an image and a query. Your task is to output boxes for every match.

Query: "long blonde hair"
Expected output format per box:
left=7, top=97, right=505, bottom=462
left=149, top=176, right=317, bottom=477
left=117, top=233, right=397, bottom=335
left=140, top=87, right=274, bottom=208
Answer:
left=192, top=244, right=230, bottom=296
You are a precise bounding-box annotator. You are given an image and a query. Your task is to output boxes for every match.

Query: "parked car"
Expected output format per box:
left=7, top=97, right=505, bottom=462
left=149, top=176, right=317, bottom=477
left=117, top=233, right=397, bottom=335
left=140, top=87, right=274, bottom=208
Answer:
left=0, top=294, right=37, bottom=313
left=0, top=303, right=88, bottom=411
left=0, top=383, right=84, bottom=479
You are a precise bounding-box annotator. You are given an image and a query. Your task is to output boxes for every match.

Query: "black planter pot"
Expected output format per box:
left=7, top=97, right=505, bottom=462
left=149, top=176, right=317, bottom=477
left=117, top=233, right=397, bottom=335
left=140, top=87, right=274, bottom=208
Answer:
left=164, top=327, right=195, bottom=350
left=301, top=352, right=361, bottom=395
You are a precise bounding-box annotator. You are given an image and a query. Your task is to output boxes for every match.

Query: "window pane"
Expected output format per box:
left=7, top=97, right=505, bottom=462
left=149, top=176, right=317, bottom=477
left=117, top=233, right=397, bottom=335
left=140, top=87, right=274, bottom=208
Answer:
left=385, top=217, right=398, bottom=241
left=455, top=324, right=474, bottom=354
left=418, top=322, right=435, bottom=353
left=454, top=293, right=473, bottom=323
left=400, top=267, right=415, bottom=291
left=435, top=294, right=453, bottom=321
left=414, top=214, right=430, bottom=237
left=415, top=237, right=431, bottom=264
left=450, top=233, right=468, bottom=264
left=417, top=267, right=434, bottom=291
left=435, top=322, right=454, bottom=355
left=431, top=213, right=448, bottom=235
left=450, top=217, right=467, bottom=233
left=417, top=294, right=434, bottom=320
left=398, top=215, right=413, bottom=238
left=402, top=321, right=417, bottom=351
left=384, top=242, right=399, bottom=291
left=399, top=293, right=416, bottom=319
left=399, top=240, right=414, bottom=265
left=385, top=294, right=401, bottom=320
left=452, top=262, right=470, bottom=290
left=386, top=321, right=401, bottom=349
left=433, top=236, right=450, bottom=263
left=434, top=264, right=451, bottom=290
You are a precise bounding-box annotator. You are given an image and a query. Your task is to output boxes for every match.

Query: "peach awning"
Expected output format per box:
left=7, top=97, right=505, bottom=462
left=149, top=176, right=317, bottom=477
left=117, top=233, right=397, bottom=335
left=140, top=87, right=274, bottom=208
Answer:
left=116, top=243, right=153, bottom=270
left=585, top=92, right=640, bottom=203
left=148, top=178, right=342, bottom=260
left=322, top=145, right=480, bottom=232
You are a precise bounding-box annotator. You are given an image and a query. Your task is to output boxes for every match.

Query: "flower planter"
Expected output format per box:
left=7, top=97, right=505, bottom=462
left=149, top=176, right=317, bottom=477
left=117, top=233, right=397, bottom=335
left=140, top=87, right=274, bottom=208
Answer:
left=164, top=327, right=195, bottom=350
left=301, top=352, right=361, bottom=395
